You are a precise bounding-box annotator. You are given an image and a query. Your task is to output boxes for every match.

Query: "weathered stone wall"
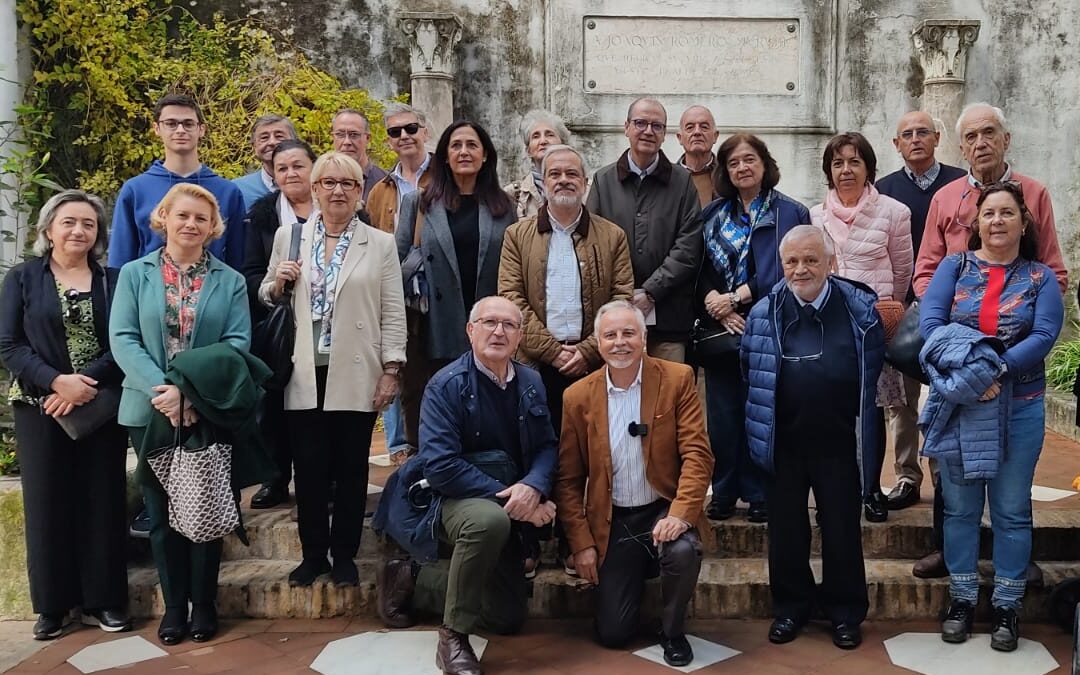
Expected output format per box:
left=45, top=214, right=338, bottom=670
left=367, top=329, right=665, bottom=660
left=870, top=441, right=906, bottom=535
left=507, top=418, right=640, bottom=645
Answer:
left=220, top=0, right=1079, bottom=267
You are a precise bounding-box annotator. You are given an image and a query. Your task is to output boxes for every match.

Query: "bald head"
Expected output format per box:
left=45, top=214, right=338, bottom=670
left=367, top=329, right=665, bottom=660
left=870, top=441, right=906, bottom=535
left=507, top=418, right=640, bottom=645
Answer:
left=677, top=105, right=719, bottom=161
left=892, top=111, right=940, bottom=174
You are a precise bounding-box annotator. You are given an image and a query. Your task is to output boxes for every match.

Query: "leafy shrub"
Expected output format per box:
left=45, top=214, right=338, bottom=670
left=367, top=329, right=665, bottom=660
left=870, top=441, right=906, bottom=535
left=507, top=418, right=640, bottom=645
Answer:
left=1046, top=328, right=1080, bottom=392
left=0, top=430, right=17, bottom=476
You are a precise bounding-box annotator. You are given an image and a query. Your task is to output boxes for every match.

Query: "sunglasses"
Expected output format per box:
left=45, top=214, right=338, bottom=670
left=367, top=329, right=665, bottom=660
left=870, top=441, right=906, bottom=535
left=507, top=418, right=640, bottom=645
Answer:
left=387, top=122, right=423, bottom=138
left=63, top=288, right=83, bottom=322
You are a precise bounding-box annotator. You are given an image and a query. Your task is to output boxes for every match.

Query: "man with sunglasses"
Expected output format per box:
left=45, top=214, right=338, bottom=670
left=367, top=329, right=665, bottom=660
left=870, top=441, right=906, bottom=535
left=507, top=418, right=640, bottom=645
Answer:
left=367, top=103, right=432, bottom=233
left=741, top=225, right=884, bottom=649
left=874, top=112, right=966, bottom=515
left=330, top=108, right=387, bottom=200
left=586, top=97, right=703, bottom=363
left=555, top=300, right=712, bottom=666
left=108, top=93, right=247, bottom=272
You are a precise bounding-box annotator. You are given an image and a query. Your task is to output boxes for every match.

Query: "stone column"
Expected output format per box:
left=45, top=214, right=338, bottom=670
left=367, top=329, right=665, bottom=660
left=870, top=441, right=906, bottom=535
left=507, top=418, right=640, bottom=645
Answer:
left=398, top=12, right=463, bottom=146
left=911, top=19, right=980, bottom=166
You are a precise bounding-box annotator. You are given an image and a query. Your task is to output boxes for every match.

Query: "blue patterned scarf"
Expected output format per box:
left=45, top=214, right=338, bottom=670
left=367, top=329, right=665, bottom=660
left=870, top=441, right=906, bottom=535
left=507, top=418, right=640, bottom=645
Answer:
left=310, top=215, right=357, bottom=353
left=703, top=190, right=773, bottom=290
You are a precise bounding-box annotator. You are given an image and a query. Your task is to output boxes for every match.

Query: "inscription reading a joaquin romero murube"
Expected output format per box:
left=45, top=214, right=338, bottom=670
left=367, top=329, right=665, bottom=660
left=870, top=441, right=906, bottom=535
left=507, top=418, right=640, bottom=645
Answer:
left=583, top=17, right=801, bottom=95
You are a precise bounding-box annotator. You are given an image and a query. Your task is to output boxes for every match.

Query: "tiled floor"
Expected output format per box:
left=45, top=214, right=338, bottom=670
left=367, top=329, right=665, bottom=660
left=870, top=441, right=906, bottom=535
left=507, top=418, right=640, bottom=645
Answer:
left=4, top=617, right=1073, bottom=674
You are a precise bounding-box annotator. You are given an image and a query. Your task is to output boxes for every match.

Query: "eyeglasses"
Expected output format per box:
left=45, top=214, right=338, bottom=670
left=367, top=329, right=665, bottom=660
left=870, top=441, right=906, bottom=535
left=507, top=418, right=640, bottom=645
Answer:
left=629, top=119, right=666, bottom=133
left=316, top=178, right=360, bottom=191
left=387, top=123, right=423, bottom=138
left=157, top=119, right=199, bottom=132
left=779, top=311, right=824, bottom=362
left=899, top=128, right=935, bottom=140
left=472, top=318, right=521, bottom=333
left=332, top=131, right=367, bottom=141
left=62, top=288, right=83, bottom=323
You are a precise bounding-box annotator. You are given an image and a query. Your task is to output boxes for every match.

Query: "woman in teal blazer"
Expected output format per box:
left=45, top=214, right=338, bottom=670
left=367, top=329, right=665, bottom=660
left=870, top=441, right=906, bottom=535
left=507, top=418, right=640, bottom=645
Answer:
left=110, top=183, right=251, bottom=646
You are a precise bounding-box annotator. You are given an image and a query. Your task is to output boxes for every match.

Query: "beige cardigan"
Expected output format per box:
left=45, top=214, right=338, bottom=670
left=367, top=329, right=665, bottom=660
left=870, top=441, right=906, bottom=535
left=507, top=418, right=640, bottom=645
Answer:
left=259, top=219, right=407, bottom=411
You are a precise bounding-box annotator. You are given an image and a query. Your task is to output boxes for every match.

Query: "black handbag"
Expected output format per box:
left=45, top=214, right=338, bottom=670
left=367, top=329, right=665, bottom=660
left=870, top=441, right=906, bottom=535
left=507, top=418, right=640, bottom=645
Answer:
left=691, top=317, right=741, bottom=368
left=55, top=385, right=121, bottom=440
left=884, top=301, right=928, bottom=385
left=251, top=222, right=303, bottom=391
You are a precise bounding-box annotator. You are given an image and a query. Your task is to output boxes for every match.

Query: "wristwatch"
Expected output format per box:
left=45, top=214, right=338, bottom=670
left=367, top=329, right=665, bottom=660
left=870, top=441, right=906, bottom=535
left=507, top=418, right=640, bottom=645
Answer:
left=383, top=363, right=402, bottom=377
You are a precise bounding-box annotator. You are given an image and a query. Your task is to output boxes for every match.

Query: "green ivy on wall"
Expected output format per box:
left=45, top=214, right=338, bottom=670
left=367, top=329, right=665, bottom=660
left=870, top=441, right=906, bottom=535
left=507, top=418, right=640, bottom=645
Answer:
left=17, top=0, right=403, bottom=197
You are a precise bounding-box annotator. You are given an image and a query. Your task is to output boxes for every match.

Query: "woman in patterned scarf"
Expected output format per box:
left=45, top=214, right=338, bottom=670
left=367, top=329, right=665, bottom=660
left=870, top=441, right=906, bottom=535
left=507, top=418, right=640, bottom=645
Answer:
left=0, top=190, right=130, bottom=640
left=696, top=133, right=811, bottom=524
left=260, top=151, right=406, bottom=589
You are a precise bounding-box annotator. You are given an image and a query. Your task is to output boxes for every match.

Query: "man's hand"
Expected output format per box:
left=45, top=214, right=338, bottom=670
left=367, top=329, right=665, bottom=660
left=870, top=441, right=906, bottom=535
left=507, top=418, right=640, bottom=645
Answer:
left=558, top=346, right=589, bottom=377
left=495, top=482, right=541, bottom=520
left=573, top=546, right=600, bottom=585
left=524, top=501, right=557, bottom=527
left=632, top=289, right=654, bottom=317
left=551, top=346, right=574, bottom=370
left=652, top=516, right=689, bottom=545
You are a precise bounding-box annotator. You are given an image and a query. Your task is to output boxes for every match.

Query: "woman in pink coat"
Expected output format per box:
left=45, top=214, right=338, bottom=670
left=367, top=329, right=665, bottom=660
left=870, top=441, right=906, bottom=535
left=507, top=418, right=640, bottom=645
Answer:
left=810, top=131, right=913, bottom=524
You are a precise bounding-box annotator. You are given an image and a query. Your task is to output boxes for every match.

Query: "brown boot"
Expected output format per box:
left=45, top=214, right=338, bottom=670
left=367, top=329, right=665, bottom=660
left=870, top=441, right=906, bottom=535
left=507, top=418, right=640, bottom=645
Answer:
left=912, top=550, right=947, bottom=579
left=377, top=559, right=417, bottom=628
left=436, top=624, right=483, bottom=675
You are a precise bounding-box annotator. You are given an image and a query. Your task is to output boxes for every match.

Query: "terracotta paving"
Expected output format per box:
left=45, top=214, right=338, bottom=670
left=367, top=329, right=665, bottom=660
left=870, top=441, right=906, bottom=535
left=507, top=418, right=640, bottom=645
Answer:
left=3, top=616, right=1074, bottom=674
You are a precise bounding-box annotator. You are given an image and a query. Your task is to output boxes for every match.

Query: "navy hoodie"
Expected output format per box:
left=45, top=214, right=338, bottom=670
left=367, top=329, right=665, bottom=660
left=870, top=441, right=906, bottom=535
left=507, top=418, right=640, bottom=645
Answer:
left=108, top=160, right=247, bottom=270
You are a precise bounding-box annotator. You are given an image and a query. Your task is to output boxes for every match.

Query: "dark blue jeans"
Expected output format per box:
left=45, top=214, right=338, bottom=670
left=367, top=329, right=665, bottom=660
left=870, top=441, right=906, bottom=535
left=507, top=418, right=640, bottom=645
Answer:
left=705, top=352, right=766, bottom=505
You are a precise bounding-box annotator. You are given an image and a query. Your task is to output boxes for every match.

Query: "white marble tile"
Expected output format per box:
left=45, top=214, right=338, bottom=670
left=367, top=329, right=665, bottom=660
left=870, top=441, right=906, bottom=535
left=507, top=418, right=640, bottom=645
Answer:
left=67, top=635, right=167, bottom=673
left=1031, top=485, right=1076, bottom=502
left=367, top=483, right=383, bottom=495
left=369, top=454, right=393, bottom=467
left=884, top=632, right=1058, bottom=675
left=632, top=635, right=740, bottom=673
left=311, top=630, right=488, bottom=675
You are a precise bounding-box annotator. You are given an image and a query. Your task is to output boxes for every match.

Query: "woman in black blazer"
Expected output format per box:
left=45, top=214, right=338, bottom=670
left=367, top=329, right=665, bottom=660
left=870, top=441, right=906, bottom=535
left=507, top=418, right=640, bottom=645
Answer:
left=0, top=190, right=130, bottom=640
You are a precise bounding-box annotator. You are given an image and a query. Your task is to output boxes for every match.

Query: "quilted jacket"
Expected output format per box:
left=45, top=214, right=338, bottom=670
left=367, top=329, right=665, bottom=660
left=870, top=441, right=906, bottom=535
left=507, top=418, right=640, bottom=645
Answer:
left=741, top=276, right=885, bottom=492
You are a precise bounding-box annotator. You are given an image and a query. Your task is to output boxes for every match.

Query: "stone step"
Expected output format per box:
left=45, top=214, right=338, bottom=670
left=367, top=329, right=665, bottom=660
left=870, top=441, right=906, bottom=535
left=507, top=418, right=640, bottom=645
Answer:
left=126, top=557, right=1080, bottom=622
left=221, top=507, right=1080, bottom=562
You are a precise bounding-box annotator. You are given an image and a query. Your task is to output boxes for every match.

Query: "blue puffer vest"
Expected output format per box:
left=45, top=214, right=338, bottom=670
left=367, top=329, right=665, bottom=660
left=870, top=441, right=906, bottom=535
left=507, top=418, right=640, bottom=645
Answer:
left=740, top=276, right=885, bottom=491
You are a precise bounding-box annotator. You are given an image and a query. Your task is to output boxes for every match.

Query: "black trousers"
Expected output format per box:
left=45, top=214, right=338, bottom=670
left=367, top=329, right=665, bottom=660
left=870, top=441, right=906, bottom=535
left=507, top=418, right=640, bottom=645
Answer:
left=259, top=389, right=291, bottom=490
left=594, top=500, right=703, bottom=647
left=131, top=425, right=223, bottom=608
left=287, top=365, right=377, bottom=561
left=14, top=403, right=129, bottom=614
left=767, top=435, right=868, bottom=626
left=538, top=363, right=580, bottom=435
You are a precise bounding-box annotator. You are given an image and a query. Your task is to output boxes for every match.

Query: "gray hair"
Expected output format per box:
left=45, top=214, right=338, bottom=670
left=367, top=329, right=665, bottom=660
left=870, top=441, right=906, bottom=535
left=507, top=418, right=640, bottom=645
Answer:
left=593, top=299, right=647, bottom=337
left=250, top=114, right=297, bottom=142
left=518, top=109, right=571, bottom=147
left=382, top=102, right=428, bottom=128
left=469, top=296, right=524, bottom=325
left=33, top=189, right=109, bottom=259
left=540, top=144, right=588, bottom=177
left=779, top=224, right=834, bottom=258
left=955, top=102, right=1008, bottom=137
left=332, top=108, right=370, bottom=133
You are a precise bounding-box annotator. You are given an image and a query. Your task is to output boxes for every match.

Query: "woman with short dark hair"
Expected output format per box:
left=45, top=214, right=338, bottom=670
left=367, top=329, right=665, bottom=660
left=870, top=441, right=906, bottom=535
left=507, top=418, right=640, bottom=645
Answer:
left=696, top=133, right=810, bottom=523
left=0, top=190, right=130, bottom=640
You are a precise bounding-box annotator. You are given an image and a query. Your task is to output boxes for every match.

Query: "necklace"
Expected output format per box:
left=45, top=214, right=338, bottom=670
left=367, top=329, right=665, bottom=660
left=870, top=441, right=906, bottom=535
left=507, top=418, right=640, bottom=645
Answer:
left=325, top=233, right=342, bottom=239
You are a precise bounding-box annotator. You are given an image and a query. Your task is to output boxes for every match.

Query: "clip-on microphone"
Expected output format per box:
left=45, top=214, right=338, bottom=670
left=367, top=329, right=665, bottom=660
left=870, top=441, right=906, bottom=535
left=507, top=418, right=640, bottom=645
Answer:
left=628, top=421, right=649, bottom=438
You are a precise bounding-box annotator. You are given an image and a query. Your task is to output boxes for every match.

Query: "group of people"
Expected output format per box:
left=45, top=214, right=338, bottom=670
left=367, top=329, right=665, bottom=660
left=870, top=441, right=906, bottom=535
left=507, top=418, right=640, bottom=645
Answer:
left=0, top=88, right=1066, bottom=674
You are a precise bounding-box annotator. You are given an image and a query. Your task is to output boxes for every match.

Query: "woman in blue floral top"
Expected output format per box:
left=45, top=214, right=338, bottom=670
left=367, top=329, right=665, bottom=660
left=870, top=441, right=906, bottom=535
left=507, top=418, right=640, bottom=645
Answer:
left=920, top=181, right=1064, bottom=651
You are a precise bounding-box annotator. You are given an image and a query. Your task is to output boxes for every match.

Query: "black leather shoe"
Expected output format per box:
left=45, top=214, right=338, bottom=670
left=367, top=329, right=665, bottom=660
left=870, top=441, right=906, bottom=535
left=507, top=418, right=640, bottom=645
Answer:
left=81, top=608, right=132, bottom=632
left=288, top=558, right=331, bottom=587
left=33, top=613, right=68, bottom=640
left=832, top=623, right=862, bottom=649
left=941, top=599, right=975, bottom=643
left=913, top=550, right=948, bottom=579
left=158, top=607, right=188, bottom=646
left=990, top=606, right=1019, bottom=652
left=660, top=633, right=694, bottom=666
left=331, top=558, right=359, bottom=587
left=706, top=499, right=735, bottom=521
left=250, top=483, right=287, bottom=509
left=377, top=558, right=418, bottom=628
left=747, top=502, right=768, bottom=523
left=886, top=482, right=920, bottom=510
left=190, top=603, right=218, bottom=643
left=768, top=617, right=802, bottom=644
left=864, top=492, right=888, bottom=522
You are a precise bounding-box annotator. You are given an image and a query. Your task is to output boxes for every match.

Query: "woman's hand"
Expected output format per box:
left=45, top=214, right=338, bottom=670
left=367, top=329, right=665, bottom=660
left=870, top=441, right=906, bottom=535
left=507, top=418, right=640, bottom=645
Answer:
left=723, top=313, right=746, bottom=335
left=272, top=260, right=302, bottom=299
left=51, top=373, right=98, bottom=406
left=151, top=384, right=183, bottom=421
left=372, top=373, right=400, bottom=411
left=42, top=394, right=76, bottom=418
left=979, top=380, right=1001, bottom=401
left=181, top=402, right=199, bottom=427
left=704, top=290, right=734, bottom=320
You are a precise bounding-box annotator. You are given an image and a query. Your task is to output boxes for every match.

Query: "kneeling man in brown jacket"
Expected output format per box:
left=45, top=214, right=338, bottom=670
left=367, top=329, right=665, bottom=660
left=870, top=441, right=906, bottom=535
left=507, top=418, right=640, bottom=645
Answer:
left=555, top=299, right=713, bottom=667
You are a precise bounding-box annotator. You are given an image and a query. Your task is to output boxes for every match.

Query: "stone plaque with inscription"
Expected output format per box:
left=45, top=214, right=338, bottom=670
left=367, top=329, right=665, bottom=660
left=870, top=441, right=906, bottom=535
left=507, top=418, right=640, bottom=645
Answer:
left=583, top=17, right=801, bottom=95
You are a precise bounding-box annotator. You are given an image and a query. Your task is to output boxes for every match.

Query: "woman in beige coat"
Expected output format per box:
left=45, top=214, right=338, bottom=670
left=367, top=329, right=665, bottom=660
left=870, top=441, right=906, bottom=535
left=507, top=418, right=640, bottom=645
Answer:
left=260, top=151, right=406, bottom=588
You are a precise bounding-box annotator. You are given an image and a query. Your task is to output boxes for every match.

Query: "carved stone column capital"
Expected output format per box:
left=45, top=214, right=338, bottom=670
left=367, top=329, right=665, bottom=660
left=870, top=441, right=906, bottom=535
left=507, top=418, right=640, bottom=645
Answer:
left=398, top=12, right=463, bottom=81
left=911, top=19, right=981, bottom=85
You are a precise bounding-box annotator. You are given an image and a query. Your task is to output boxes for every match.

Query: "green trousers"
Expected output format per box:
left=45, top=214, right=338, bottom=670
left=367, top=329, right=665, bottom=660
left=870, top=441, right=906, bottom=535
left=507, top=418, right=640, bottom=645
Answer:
left=131, top=426, right=223, bottom=608
left=413, top=497, right=528, bottom=634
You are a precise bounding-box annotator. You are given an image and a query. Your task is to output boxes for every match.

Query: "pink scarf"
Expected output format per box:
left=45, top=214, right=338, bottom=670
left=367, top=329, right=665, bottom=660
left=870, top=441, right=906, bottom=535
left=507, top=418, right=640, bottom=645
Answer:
left=822, top=184, right=877, bottom=249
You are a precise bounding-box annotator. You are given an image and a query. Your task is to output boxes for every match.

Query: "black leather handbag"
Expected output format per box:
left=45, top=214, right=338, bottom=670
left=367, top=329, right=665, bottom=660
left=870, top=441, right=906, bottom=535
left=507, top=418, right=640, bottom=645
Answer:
left=691, top=317, right=741, bottom=368
left=884, top=301, right=928, bottom=385
left=55, top=385, right=121, bottom=440
left=251, top=223, right=303, bottom=391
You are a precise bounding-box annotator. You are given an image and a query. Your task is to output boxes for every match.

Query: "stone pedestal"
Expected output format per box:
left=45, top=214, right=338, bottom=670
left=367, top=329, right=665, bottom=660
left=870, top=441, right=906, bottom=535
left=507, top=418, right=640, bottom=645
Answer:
left=398, top=12, right=463, bottom=146
left=911, top=19, right=980, bottom=166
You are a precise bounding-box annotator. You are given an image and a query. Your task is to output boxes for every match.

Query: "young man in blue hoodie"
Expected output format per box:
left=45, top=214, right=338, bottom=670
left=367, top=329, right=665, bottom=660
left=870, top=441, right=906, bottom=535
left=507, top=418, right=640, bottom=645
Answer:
left=108, top=94, right=247, bottom=270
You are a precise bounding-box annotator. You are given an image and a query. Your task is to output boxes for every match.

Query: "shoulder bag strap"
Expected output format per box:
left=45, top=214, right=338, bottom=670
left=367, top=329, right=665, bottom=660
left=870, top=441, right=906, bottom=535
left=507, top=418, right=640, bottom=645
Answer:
left=412, top=189, right=424, bottom=248
left=282, top=221, right=303, bottom=299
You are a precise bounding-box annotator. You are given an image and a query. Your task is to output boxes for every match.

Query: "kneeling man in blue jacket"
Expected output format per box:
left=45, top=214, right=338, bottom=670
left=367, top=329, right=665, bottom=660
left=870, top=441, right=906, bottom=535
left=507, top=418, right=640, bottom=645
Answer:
left=375, top=295, right=558, bottom=675
left=741, top=225, right=885, bottom=650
